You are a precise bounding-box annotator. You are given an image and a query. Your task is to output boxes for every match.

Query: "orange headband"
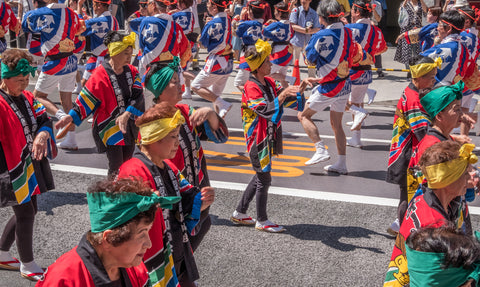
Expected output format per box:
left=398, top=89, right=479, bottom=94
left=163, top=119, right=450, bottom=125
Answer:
left=441, top=19, right=464, bottom=31
left=210, top=0, right=230, bottom=8
left=275, top=3, right=289, bottom=12
left=327, top=11, right=344, bottom=17
left=458, top=8, right=480, bottom=22
left=353, top=3, right=375, bottom=12
left=250, top=2, right=266, bottom=9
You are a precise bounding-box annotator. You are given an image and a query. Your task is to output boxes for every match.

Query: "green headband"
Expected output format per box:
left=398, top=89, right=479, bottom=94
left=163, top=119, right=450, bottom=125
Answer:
left=146, top=56, right=180, bottom=100
left=1, top=58, right=36, bottom=79
left=420, top=81, right=464, bottom=119
left=406, top=244, right=480, bottom=286
left=87, top=191, right=181, bottom=233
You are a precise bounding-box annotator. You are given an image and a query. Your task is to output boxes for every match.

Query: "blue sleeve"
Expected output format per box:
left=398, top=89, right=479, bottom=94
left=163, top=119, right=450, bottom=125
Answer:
left=199, top=22, right=211, bottom=47
left=129, top=17, right=143, bottom=34
left=185, top=192, right=202, bottom=234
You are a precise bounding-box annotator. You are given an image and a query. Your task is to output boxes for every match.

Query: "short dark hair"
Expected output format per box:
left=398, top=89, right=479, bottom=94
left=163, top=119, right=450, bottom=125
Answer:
left=210, top=0, right=226, bottom=12
left=274, top=2, right=289, bottom=19
left=406, top=225, right=480, bottom=269
left=409, top=55, right=435, bottom=67
left=459, top=8, right=476, bottom=27
left=439, top=10, right=465, bottom=34
left=103, top=30, right=132, bottom=46
left=86, top=178, right=157, bottom=247
left=248, top=1, right=265, bottom=19
left=317, top=0, right=343, bottom=25
left=352, top=0, right=372, bottom=19
left=428, top=6, right=442, bottom=20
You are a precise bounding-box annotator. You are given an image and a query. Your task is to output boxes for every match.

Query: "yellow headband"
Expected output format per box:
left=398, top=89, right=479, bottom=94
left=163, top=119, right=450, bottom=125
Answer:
left=424, top=143, right=478, bottom=189
left=245, top=39, right=272, bottom=72
left=410, top=57, right=442, bottom=78
left=108, top=32, right=136, bottom=57
left=139, top=110, right=185, bottom=145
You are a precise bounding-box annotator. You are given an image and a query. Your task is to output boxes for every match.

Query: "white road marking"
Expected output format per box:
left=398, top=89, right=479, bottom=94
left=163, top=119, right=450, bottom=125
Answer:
left=227, top=128, right=392, bottom=144
left=49, top=163, right=480, bottom=215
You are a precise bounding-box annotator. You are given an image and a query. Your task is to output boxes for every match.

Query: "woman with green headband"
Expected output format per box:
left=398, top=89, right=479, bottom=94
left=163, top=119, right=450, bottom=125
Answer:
left=55, top=30, right=144, bottom=177
left=117, top=102, right=215, bottom=286
left=0, top=49, right=57, bottom=281
left=385, top=140, right=477, bottom=287
left=230, top=39, right=305, bottom=233
left=406, top=225, right=480, bottom=287
left=38, top=178, right=180, bottom=286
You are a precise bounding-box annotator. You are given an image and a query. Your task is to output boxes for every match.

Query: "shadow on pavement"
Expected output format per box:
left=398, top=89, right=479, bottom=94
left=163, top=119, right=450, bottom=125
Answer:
left=360, top=144, right=390, bottom=152
left=37, top=191, right=87, bottom=215
left=284, top=223, right=389, bottom=253
left=347, top=170, right=387, bottom=181
left=369, top=111, right=395, bottom=118
left=60, top=147, right=98, bottom=155
left=362, top=124, right=393, bottom=131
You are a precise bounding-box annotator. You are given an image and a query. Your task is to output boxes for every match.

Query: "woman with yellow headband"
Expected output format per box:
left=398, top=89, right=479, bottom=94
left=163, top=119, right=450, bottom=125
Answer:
left=56, top=31, right=144, bottom=177
left=384, top=140, right=476, bottom=287
left=386, top=55, right=439, bottom=236
left=230, top=39, right=305, bottom=233
left=117, top=102, right=215, bottom=286
left=0, top=49, right=57, bottom=282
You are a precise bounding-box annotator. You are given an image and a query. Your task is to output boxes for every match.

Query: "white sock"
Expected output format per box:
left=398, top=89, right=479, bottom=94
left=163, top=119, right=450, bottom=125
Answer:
left=20, top=261, right=43, bottom=274
left=0, top=250, right=13, bottom=261
left=337, top=155, right=347, bottom=166
left=314, top=140, right=325, bottom=149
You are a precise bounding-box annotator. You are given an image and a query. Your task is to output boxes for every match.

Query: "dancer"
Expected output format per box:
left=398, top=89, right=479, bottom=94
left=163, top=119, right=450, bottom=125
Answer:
left=297, top=0, right=362, bottom=174
left=191, top=0, right=233, bottom=118
left=231, top=39, right=305, bottom=233
left=22, top=0, right=84, bottom=150
left=55, top=31, right=144, bottom=177
left=0, top=49, right=57, bottom=282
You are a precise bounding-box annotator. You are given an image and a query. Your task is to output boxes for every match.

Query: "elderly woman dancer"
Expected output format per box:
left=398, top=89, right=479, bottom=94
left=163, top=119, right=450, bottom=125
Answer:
left=118, top=102, right=215, bottom=287
left=37, top=178, right=181, bottom=286
left=0, top=49, right=57, bottom=281
left=144, top=56, right=228, bottom=247
left=55, top=31, right=144, bottom=177
left=385, top=56, right=439, bottom=236
left=230, top=39, right=305, bottom=233
left=384, top=140, right=477, bottom=287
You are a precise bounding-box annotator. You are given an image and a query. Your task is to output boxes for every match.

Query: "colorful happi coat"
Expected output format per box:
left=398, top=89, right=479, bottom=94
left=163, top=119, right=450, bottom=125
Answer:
left=421, top=34, right=469, bottom=86
left=384, top=188, right=469, bottom=287
left=460, top=27, right=480, bottom=93
left=263, top=19, right=294, bottom=67
left=0, top=0, right=18, bottom=52
left=165, top=104, right=228, bottom=189
left=22, top=3, right=81, bottom=75
left=386, top=83, right=430, bottom=186
left=37, top=234, right=150, bottom=287
left=404, top=23, right=438, bottom=52
left=130, top=14, right=190, bottom=74
left=69, top=62, right=144, bottom=150
left=199, top=11, right=233, bottom=75
left=82, top=11, right=119, bottom=73
left=242, top=76, right=304, bottom=172
left=118, top=150, right=203, bottom=285
left=27, top=33, right=42, bottom=60
left=236, top=19, right=264, bottom=71
left=346, top=18, right=387, bottom=85
left=0, top=90, right=57, bottom=207
left=172, top=8, right=194, bottom=35
left=305, top=22, right=363, bottom=97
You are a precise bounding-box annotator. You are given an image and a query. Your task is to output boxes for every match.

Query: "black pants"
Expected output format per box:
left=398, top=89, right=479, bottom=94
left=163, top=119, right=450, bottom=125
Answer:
left=398, top=183, right=408, bottom=225
left=0, top=196, right=38, bottom=263
left=236, top=172, right=271, bottom=222
left=188, top=208, right=211, bottom=252
left=105, top=145, right=135, bottom=177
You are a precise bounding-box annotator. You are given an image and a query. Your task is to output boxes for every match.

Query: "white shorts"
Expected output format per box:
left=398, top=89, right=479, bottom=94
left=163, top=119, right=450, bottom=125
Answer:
left=349, top=84, right=369, bottom=104
left=191, top=70, right=229, bottom=97
left=234, top=68, right=250, bottom=87
left=270, top=64, right=289, bottom=76
left=35, top=71, right=76, bottom=94
left=307, top=88, right=349, bottom=113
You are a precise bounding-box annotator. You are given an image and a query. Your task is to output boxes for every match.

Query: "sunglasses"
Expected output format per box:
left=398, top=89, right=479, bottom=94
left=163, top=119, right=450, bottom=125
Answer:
left=139, top=2, right=148, bottom=7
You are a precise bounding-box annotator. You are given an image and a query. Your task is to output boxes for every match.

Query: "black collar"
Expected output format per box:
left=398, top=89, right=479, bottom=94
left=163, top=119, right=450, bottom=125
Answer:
left=423, top=187, right=461, bottom=222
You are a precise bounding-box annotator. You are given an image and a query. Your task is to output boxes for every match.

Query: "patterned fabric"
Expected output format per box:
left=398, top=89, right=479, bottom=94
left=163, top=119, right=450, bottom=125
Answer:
left=384, top=188, right=468, bottom=287
left=305, top=22, right=362, bottom=98
left=0, top=90, right=56, bottom=207
left=242, top=76, right=304, bottom=172
left=172, top=8, right=194, bottom=35
left=386, top=83, right=430, bottom=185
left=69, top=63, right=144, bottom=148
left=404, top=23, right=438, bottom=52
left=421, top=34, right=468, bottom=86
left=199, top=11, right=233, bottom=75
left=461, top=27, right=480, bottom=92
left=165, top=104, right=228, bottom=188
left=82, top=11, right=119, bottom=57
left=394, top=0, right=424, bottom=65
left=236, top=19, right=263, bottom=70
left=22, top=3, right=81, bottom=75
left=263, top=20, right=294, bottom=67
left=27, top=33, right=42, bottom=58
left=346, top=18, right=387, bottom=84
left=130, top=14, right=190, bottom=74
left=0, top=0, right=18, bottom=36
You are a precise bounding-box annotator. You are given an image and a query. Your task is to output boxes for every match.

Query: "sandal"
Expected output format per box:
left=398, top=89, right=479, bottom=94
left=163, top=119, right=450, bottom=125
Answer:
left=0, top=257, right=20, bottom=270
left=255, top=220, right=286, bottom=233
left=230, top=210, right=256, bottom=225
left=21, top=270, right=44, bottom=282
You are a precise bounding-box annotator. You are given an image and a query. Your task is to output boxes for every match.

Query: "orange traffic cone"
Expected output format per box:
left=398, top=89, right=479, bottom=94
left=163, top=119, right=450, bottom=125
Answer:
left=292, top=59, right=301, bottom=85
